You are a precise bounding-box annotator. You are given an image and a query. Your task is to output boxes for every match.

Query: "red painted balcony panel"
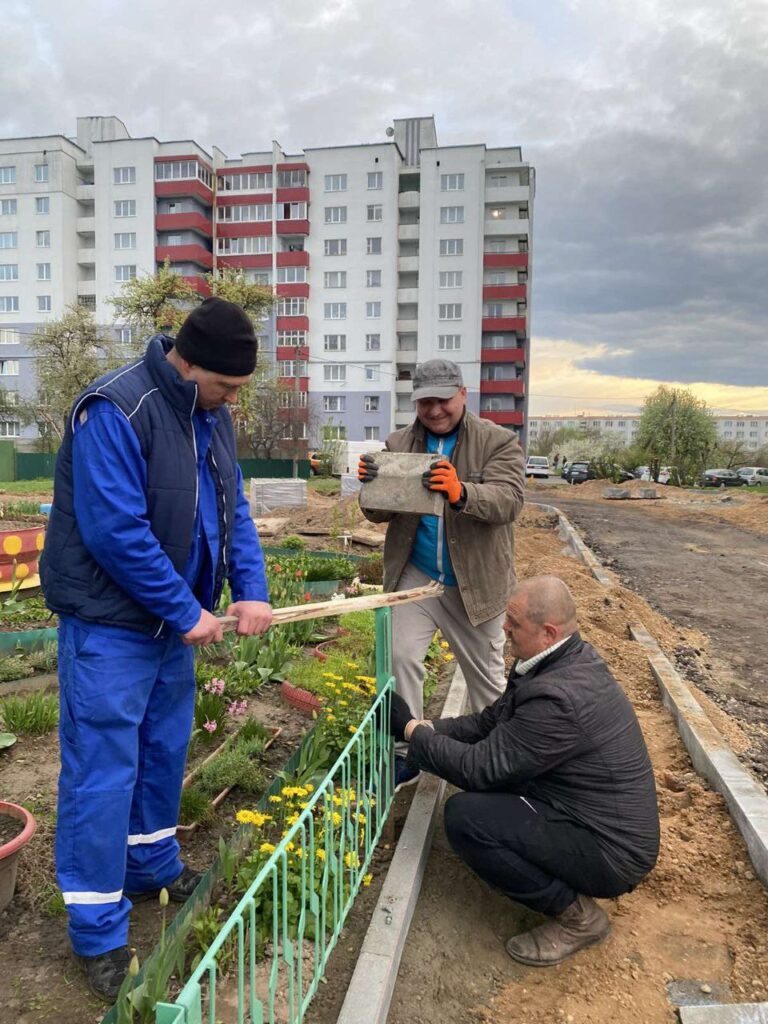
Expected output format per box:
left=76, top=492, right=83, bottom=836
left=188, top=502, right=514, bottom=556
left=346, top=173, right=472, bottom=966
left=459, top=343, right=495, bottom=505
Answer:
left=276, top=219, right=309, bottom=235
left=276, top=316, right=309, bottom=332
left=217, top=193, right=272, bottom=207
left=216, top=222, right=272, bottom=238
left=156, top=212, right=212, bottom=236
left=182, top=275, right=212, bottom=297
left=155, top=244, right=213, bottom=269
left=480, top=347, right=525, bottom=363
left=155, top=179, right=213, bottom=203
left=480, top=410, right=524, bottom=426
left=277, top=162, right=309, bottom=173
left=276, top=345, right=310, bottom=361
left=483, top=252, right=529, bottom=269
left=482, top=316, right=527, bottom=333
left=276, top=250, right=309, bottom=267
left=278, top=376, right=310, bottom=391
left=217, top=254, right=272, bottom=269
left=276, top=283, right=309, bottom=299
left=482, top=284, right=526, bottom=301
left=276, top=187, right=310, bottom=203
left=479, top=379, right=524, bottom=395
left=277, top=405, right=309, bottom=422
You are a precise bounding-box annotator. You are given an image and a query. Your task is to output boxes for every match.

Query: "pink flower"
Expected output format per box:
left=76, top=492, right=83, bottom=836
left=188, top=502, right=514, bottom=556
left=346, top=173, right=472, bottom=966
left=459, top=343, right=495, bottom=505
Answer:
left=295, top=569, right=303, bottom=578
left=205, top=678, right=226, bottom=696
left=203, top=720, right=218, bottom=734
left=228, top=700, right=248, bottom=716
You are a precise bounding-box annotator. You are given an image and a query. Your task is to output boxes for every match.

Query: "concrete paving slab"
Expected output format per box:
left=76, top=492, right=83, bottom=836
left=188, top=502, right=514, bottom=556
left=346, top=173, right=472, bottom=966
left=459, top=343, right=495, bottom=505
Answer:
left=679, top=1003, right=768, bottom=1023
left=359, top=452, right=444, bottom=517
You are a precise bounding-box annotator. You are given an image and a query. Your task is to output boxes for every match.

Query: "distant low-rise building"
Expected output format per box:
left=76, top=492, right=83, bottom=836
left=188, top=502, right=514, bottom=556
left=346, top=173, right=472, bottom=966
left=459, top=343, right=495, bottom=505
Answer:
left=528, top=413, right=768, bottom=452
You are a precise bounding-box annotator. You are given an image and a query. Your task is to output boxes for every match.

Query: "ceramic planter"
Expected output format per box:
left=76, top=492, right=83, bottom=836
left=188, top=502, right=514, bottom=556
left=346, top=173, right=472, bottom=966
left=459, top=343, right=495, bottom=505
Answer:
left=0, top=801, right=37, bottom=911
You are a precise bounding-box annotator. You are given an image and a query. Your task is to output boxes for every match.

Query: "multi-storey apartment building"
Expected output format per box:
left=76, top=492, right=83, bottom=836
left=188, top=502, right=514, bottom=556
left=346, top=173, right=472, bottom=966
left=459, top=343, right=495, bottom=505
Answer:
left=528, top=413, right=768, bottom=452
left=0, top=115, right=534, bottom=447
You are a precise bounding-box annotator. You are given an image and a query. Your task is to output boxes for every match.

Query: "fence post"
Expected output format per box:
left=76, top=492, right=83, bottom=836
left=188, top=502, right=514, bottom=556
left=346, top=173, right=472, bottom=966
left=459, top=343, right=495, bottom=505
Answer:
left=374, top=606, right=392, bottom=694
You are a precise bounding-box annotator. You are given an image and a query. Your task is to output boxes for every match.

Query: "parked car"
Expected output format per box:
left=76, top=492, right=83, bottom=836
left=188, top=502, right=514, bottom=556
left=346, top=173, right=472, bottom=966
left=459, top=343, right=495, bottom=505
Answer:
left=699, top=469, right=748, bottom=487
left=525, top=456, right=550, bottom=479
left=736, top=466, right=768, bottom=486
left=563, top=461, right=595, bottom=485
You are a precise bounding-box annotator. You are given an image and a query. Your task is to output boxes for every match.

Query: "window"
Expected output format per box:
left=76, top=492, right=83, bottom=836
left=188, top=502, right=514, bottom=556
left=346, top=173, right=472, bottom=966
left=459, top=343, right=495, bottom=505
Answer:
left=279, top=390, right=308, bottom=409
left=217, top=235, right=271, bottom=254
left=323, top=424, right=347, bottom=441
left=487, top=271, right=506, bottom=285
left=0, top=297, right=19, bottom=312
left=365, top=301, right=381, bottom=318
left=487, top=207, right=507, bottom=220
left=323, top=334, right=346, bottom=352
left=518, top=270, right=528, bottom=283
left=323, top=302, right=347, bottom=320
left=35, top=196, right=50, bottom=215
left=277, top=360, right=307, bottom=376
left=439, top=271, right=462, bottom=288
left=324, top=174, right=347, bottom=192
left=366, top=204, right=383, bottom=222
left=36, top=263, right=50, bottom=281
left=323, top=396, right=346, bottom=412
left=37, top=295, right=52, bottom=312
left=276, top=169, right=306, bottom=187
left=0, top=329, right=20, bottom=344
left=438, top=334, right=461, bottom=351
left=0, top=358, right=20, bottom=373
left=115, top=264, right=137, bottom=282
left=0, top=420, right=20, bottom=437
left=282, top=421, right=308, bottom=441
left=36, top=230, right=50, bottom=248
left=324, top=271, right=347, bottom=288
left=440, top=238, right=463, bottom=256
left=440, top=206, right=464, bottom=224
left=364, top=365, right=379, bottom=381
left=34, top=163, right=49, bottom=183
left=0, top=264, right=18, bottom=281
left=440, top=173, right=464, bottom=191
left=0, top=199, right=17, bottom=215
left=217, top=204, right=272, bottom=222
left=0, top=232, right=17, bottom=248
left=277, top=266, right=306, bottom=283
left=117, top=327, right=133, bottom=344
left=325, top=206, right=347, bottom=224
left=324, top=238, right=347, bottom=256
left=485, top=303, right=503, bottom=317
left=439, top=303, right=462, bottom=320
left=114, top=232, right=136, bottom=249
left=78, top=295, right=96, bottom=310
left=366, top=269, right=382, bottom=287
left=218, top=171, right=273, bottom=191
left=364, top=395, right=379, bottom=412
left=364, top=426, right=380, bottom=441
left=324, top=364, right=346, bottom=383
left=113, top=166, right=136, bottom=185
left=365, top=333, right=381, bottom=351
left=367, top=172, right=383, bottom=190
left=154, top=161, right=212, bottom=187
left=366, top=236, right=382, bottom=255
left=114, top=200, right=136, bottom=217
left=488, top=174, right=508, bottom=187
left=277, top=297, right=307, bottom=316
left=0, top=167, right=15, bottom=185
left=279, top=201, right=307, bottom=220
left=276, top=330, right=306, bottom=347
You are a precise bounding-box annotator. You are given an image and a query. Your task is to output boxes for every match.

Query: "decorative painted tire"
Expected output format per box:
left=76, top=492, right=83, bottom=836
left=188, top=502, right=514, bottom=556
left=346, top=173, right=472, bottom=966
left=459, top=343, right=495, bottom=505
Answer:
left=0, top=525, right=46, bottom=592
left=0, top=801, right=37, bottom=912
left=280, top=680, right=323, bottom=717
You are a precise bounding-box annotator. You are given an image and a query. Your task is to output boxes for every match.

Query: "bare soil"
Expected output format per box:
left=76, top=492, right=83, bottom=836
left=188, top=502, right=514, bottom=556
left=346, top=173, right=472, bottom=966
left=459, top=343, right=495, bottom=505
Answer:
left=0, top=812, right=24, bottom=846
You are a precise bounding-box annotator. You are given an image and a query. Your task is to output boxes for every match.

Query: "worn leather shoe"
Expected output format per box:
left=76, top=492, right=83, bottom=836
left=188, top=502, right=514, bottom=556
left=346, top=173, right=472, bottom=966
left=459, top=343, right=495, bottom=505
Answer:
left=126, top=864, right=203, bottom=905
left=505, top=894, right=611, bottom=967
left=76, top=945, right=131, bottom=1001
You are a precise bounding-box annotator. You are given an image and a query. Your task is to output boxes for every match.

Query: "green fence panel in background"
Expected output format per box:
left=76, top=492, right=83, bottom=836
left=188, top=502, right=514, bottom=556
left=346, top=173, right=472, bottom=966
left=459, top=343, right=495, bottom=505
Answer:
left=238, top=459, right=312, bottom=480
left=16, top=451, right=57, bottom=480
left=0, top=441, right=15, bottom=482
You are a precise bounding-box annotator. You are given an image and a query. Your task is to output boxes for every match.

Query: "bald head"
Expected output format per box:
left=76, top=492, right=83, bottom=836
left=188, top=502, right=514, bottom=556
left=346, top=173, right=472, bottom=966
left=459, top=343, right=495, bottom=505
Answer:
left=504, top=576, right=578, bottom=662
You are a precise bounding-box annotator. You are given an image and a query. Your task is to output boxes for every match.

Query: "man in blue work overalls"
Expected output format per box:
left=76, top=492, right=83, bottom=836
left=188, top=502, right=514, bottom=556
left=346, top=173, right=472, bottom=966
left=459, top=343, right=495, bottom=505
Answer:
left=41, top=297, right=273, bottom=1000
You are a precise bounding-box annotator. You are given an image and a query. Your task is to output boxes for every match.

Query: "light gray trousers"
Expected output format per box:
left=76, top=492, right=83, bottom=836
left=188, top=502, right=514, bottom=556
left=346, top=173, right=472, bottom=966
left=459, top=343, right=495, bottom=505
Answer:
left=392, top=563, right=507, bottom=749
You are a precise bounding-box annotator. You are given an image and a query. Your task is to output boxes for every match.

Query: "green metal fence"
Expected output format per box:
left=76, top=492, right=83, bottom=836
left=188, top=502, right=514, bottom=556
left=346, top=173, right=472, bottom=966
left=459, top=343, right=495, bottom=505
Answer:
left=147, top=606, right=395, bottom=1024
left=238, top=459, right=312, bottom=480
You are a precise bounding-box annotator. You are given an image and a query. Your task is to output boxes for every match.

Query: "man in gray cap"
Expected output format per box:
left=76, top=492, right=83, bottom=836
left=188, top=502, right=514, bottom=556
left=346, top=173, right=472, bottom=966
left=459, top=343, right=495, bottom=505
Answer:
left=358, top=359, right=525, bottom=788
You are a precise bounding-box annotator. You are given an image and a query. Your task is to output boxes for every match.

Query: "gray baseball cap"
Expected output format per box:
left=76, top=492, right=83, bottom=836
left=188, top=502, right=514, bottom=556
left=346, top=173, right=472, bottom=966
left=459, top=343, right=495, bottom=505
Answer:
left=411, top=359, right=464, bottom=401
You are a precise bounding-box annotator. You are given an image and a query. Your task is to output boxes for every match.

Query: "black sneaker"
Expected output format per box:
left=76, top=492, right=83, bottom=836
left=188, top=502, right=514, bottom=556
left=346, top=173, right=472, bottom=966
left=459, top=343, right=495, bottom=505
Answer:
left=75, top=945, right=131, bottom=1001
left=394, top=755, right=421, bottom=792
left=126, top=864, right=202, bottom=905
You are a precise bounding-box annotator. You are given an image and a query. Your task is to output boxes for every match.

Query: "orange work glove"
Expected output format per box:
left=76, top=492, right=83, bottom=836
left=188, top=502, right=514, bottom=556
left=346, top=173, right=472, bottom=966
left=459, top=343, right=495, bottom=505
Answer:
left=422, top=459, right=463, bottom=505
left=358, top=454, right=379, bottom=483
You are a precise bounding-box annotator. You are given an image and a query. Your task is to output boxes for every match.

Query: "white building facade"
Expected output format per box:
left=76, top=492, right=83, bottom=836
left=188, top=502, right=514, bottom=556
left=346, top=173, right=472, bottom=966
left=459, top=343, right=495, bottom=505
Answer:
left=0, top=115, right=534, bottom=447
left=528, top=413, right=768, bottom=452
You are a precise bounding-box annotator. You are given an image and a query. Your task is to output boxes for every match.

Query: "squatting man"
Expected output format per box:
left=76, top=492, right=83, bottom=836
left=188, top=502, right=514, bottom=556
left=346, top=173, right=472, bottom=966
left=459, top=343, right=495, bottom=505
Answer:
left=390, top=575, right=660, bottom=966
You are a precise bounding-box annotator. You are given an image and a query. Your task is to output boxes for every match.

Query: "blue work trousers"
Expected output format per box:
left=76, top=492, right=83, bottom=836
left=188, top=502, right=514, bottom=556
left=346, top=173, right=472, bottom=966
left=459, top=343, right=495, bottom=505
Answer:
left=55, top=618, right=195, bottom=956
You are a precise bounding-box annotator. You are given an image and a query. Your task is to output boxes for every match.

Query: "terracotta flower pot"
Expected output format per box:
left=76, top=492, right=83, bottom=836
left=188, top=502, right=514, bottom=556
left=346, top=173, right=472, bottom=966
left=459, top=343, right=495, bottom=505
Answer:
left=280, top=680, right=323, bottom=717
left=0, top=525, right=46, bottom=592
left=0, top=801, right=37, bottom=911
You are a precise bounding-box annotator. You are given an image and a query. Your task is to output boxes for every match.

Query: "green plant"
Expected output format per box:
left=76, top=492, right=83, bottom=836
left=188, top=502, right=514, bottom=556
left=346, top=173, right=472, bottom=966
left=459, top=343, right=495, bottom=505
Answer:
left=0, top=500, right=43, bottom=518
left=225, top=630, right=298, bottom=694
left=193, top=678, right=228, bottom=741
left=358, top=553, right=383, bottom=585
left=281, top=534, right=307, bottom=550
left=0, top=655, right=35, bottom=683
left=0, top=731, right=17, bottom=750
left=0, top=690, right=58, bottom=734
left=198, top=743, right=266, bottom=797
left=27, top=640, right=58, bottom=673
left=237, top=716, right=270, bottom=745
left=178, top=785, right=214, bottom=827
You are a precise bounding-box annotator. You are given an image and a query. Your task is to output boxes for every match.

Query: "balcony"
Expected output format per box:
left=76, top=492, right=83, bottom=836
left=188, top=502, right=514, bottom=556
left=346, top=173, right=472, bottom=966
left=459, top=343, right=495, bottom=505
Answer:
left=276, top=283, right=309, bottom=299
left=398, top=224, right=420, bottom=242
left=482, top=316, right=526, bottom=333
left=277, top=250, right=309, bottom=267
left=156, top=212, right=212, bottom=237
left=155, top=243, right=213, bottom=269
left=480, top=379, right=524, bottom=395
left=218, top=253, right=271, bottom=269
left=77, top=248, right=96, bottom=265
left=276, top=345, right=310, bottom=361
left=397, top=256, right=419, bottom=273
left=76, top=279, right=96, bottom=295
left=155, top=178, right=213, bottom=202
left=275, top=315, right=309, bottom=332
left=398, top=191, right=420, bottom=209
left=182, top=275, right=212, bottom=297
left=396, top=318, right=418, bottom=333
left=482, top=284, right=526, bottom=301
left=485, top=217, right=529, bottom=237
left=480, top=410, right=524, bottom=426
left=76, top=184, right=95, bottom=202
left=395, top=378, right=414, bottom=394
left=483, top=184, right=529, bottom=203
left=275, top=187, right=310, bottom=204
left=483, top=252, right=529, bottom=269
left=217, top=222, right=271, bottom=238
left=276, top=219, right=309, bottom=235
left=481, top=347, right=525, bottom=363
left=76, top=217, right=95, bottom=235
left=397, top=287, right=419, bottom=304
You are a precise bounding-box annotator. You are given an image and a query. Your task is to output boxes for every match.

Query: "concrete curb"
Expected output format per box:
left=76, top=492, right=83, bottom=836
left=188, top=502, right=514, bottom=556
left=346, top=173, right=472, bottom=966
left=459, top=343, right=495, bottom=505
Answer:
left=336, top=667, right=468, bottom=1024
left=679, top=1002, right=768, bottom=1022
left=530, top=501, right=614, bottom=587
left=630, top=623, right=768, bottom=889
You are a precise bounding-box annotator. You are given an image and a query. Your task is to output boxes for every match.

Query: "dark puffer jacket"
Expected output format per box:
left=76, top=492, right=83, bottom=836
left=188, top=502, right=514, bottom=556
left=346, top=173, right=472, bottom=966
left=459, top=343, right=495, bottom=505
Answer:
left=407, top=633, right=660, bottom=884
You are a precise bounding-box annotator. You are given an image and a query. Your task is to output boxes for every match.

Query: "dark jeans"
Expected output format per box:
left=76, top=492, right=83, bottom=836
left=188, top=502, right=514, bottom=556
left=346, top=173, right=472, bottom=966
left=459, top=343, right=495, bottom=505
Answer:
left=444, top=791, right=633, bottom=917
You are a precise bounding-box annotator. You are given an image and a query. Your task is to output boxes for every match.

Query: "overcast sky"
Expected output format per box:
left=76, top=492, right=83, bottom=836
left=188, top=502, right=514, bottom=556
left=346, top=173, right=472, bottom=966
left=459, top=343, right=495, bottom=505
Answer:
left=3, top=0, right=766, bottom=413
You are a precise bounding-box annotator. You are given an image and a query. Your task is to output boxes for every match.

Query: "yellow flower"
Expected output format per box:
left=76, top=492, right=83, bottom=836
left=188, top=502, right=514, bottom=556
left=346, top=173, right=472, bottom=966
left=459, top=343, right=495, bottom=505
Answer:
left=356, top=812, right=367, bottom=824
left=326, top=713, right=335, bottom=722
left=268, top=795, right=282, bottom=803
left=236, top=810, right=254, bottom=825
left=316, top=848, right=326, bottom=862
left=285, top=841, right=295, bottom=852
left=332, top=795, right=342, bottom=806
left=304, top=783, right=314, bottom=792
left=339, top=699, right=348, bottom=707
left=332, top=812, right=342, bottom=827
left=259, top=842, right=276, bottom=854
left=355, top=675, right=376, bottom=685
left=362, top=874, right=373, bottom=887
left=443, top=653, right=455, bottom=662
left=348, top=725, right=357, bottom=734
left=346, top=661, right=359, bottom=669
left=344, top=851, right=360, bottom=869
left=295, top=847, right=305, bottom=858
left=440, top=640, right=450, bottom=650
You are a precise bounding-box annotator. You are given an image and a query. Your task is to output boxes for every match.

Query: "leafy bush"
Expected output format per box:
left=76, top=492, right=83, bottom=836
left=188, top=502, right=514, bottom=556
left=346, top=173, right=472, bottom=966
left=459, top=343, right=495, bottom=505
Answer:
left=0, top=691, right=59, bottom=734
left=198, top=743, right=266, bottom=797
left=358, top=553, right=383, bottom=585
left=28, top=641, right=58, bottom=673
left=281, top=535, right=307, bottom=550
left=0, top=655, right=35, bottom=683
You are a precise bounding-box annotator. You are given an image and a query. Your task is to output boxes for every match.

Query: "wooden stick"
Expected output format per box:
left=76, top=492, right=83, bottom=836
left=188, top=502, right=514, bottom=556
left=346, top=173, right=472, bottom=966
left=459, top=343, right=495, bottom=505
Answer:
left=217, top=580, right=443, bottom=633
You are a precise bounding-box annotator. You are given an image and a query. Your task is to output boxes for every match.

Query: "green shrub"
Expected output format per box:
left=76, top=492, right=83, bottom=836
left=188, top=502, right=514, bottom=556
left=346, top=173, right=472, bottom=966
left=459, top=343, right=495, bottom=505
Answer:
left=0, top=655, right=35, bottom=683
left=28, top=641, right=58, bottom=673
left=0, top=690, right=59, bottom=734
left=281, top=535, right=307, bottom=550
left=198, top=743, right=266, bottom=796
left=359, top=553, right=383, bottom=585
left=179, top=785, right=214, bottom=826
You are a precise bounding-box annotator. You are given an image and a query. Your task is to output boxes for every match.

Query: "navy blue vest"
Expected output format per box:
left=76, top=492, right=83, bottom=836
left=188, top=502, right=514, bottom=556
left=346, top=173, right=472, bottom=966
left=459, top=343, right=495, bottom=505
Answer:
left=40, top=336, right=239, bottom=636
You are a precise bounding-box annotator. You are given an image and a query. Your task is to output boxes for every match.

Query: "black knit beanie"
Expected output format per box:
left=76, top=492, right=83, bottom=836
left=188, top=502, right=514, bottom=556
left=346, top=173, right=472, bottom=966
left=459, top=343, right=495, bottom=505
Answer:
left=175, top=297, right=258, bottom=376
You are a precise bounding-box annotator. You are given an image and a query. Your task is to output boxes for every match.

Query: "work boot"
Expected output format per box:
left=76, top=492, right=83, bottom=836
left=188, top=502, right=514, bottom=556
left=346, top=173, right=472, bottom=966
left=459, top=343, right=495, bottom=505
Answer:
left=394, top=755, right=420, bottom=793
left=75, top=945, right=131, bottom=1001
left=505, top=894, right=611, bottom=967
left=126, top=864, right=203, bottom=905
